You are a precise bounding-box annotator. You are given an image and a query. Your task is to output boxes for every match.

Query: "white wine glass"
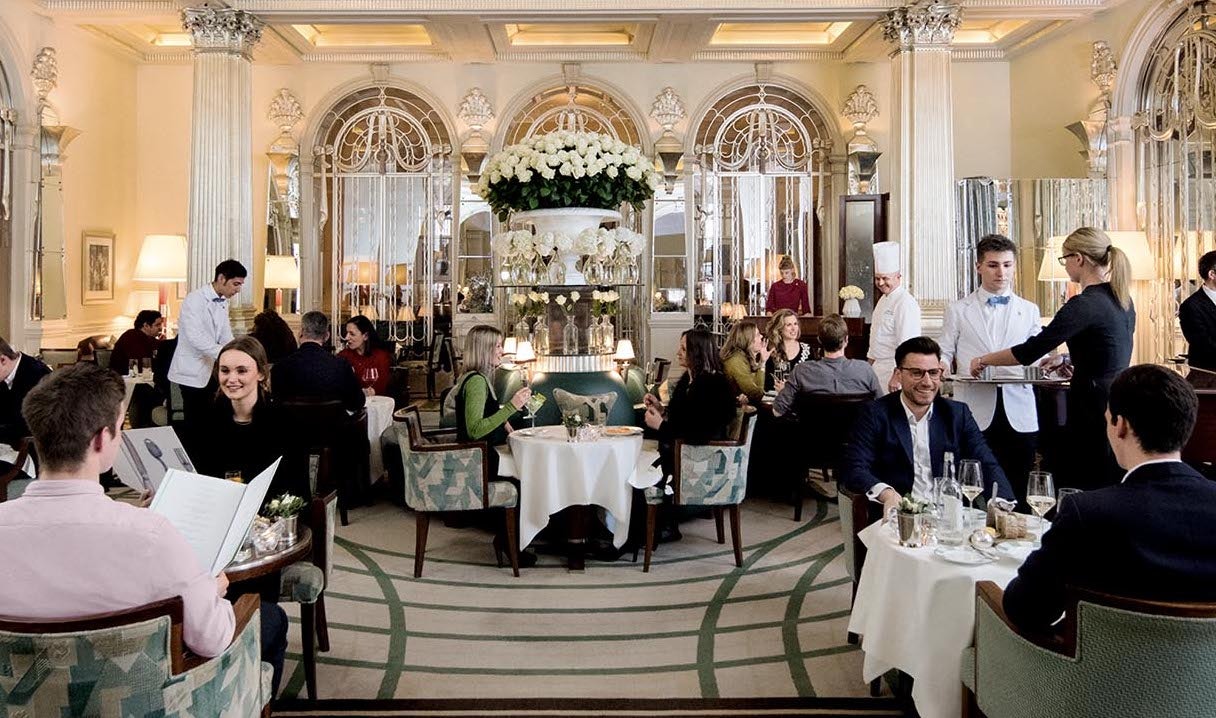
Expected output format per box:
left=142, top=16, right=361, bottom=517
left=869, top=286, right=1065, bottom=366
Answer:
left=958, top=460, right=984, bottom=528
left=1026, top=471, right=1056, bottom=546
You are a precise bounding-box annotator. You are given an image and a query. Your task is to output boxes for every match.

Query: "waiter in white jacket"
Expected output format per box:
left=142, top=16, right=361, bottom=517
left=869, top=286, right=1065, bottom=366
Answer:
left=867, top=241, right=921, bottom=392
left=168, top=259, right=246, bottom=427
left=940, top=235, right=1041, bottom=505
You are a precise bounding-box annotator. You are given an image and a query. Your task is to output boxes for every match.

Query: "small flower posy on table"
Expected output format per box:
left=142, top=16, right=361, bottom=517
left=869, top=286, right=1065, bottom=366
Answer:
left=898, top=495, right=929, bottom=514
left=839, top=285, right=865, bottom=301
left=265, top=493, right=305, bottom=519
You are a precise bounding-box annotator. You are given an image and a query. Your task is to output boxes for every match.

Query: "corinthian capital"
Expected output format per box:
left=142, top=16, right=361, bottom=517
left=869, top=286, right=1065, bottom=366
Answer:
left=882, top=0, right=962, bottom=49
left=182, top=6, right=264, bottom=58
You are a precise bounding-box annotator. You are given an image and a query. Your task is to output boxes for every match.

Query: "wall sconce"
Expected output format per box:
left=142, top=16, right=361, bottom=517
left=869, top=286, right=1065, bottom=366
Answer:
left=613, top=338, right=635, bottom=375
left=654, top=131, right=683, bottom=195
left=458, top=88, right=494, bottom=184
left=460, top=133, right=489, bottom=184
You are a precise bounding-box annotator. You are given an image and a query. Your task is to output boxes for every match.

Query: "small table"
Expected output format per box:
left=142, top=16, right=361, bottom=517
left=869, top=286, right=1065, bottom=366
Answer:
left=503, top=426, right=662, bottom=570
left=365, top=396, right=395, bottom=482
left=122, top=372, right=154, bottom=406
left=847, top=519, right=1037, bottom=718
left=226, top=525, right=313, bottom=584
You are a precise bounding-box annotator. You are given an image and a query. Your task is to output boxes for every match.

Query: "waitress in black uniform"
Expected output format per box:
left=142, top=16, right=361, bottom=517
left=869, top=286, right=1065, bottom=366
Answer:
left=970, top=227, right=1135, bottom=489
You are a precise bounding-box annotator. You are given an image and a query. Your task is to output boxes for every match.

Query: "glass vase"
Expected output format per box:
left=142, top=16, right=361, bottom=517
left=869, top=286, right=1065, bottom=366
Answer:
left=586, top=322, right=602, bottom=353
left=600, top=315, right=615, bottom=351
left=534, top=321, right=550, bottom=355
left=548, top=258, right=565, bottom=284
left=562, top=314, right=578, bottom=354
left=513, top=317, right=529, bottom=344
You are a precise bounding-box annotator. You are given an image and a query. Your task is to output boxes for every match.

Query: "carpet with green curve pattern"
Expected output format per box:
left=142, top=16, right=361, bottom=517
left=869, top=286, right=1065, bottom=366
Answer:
left=272, top=495, right=899, bottom=714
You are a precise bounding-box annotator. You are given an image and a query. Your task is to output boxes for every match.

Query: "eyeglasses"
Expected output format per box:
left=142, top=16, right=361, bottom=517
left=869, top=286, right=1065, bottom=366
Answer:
left=898, top=367, right=943, bottom=381
left=1057, top=252, right=1079, bottom=266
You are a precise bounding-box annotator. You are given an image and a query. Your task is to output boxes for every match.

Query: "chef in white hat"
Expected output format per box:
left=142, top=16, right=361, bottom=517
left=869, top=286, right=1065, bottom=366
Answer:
left=867, top=241, right=922, bottom=391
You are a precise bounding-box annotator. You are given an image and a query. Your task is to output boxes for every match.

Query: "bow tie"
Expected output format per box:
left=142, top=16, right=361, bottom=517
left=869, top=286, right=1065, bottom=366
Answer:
left=986, top=295, right=1010, bottom=306
left=212, top=297, right=226, bottom=303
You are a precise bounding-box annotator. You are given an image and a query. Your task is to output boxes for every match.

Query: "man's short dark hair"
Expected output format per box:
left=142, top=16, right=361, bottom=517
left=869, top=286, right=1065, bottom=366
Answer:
left=0, top=336, right=16, bottom=361
left=1108, top=365, right=1198, bottom=454
left=134, top=310, right=162, bottom=330
left=819, top=314, right=849, bottom=353
left=1199, top=251, right=1216, bottom=283
left=976, top=234, right=1017, bottom=263
left=895, top=336, right=942, bottom=367
left=22, top=363, right=125, bottom=472
left=213, top=259, right=248, bottom=281
left=300, top=311, right=330, bottom=341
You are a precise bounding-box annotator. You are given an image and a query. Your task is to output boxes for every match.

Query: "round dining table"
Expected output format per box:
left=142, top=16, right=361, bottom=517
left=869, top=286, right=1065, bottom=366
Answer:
left=226, top=525, right=313, bottom=584
left=364, top=395, right=395, bottom=482
left=501, top=425, right=662, bottom=570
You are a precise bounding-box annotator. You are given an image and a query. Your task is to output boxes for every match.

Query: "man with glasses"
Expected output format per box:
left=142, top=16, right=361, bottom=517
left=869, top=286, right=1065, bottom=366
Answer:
left=867, top=241, right=922, bottom=394
left=844, top=337, right=1015, bottom=517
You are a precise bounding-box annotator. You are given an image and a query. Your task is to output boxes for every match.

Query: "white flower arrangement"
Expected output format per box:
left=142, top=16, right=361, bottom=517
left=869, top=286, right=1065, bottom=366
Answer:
left=839, top=285, right=866, bottom=301
left=264, top=493, right=305, bottom=519
left=491, top=225, right=646, bottom=267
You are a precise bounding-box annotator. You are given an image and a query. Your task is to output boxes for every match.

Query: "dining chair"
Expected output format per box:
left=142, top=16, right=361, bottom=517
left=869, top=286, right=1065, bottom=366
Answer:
left=38, top=348, right=79, bottom=370
left=963, top=581, right=1216, bottom=718
left=643, top=406, right=756, bottom=572
left=646, top=357, right=671, bottom=387
left=94, top=347, right=114, bottom=370
left=394, top=405, right=521, bottom=577
left=792, top=392, right=874, bottom=520
left=279, top=399, right=369, bottom=526
left=279, top=484, right=337, bottom=700
left=0, top=593, right=272, bottom=717
left=0, top=436, right=33, bottom=502
left=1183, top=388, right=1216, bottom=478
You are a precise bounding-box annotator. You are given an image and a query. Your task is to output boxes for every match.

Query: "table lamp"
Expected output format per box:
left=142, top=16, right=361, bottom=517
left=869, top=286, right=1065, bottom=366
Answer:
left=263, top=254, right=299, bottom=314
left=515, top=340, right=536, bottom=384
left=1037, top=237, right=1069, bottom=283
left=396, top=305, right=416, bottom=323
left=124, top=289, right=160, bottom=319
left=730, top=304, right=747, bottom=322
left=613, top=339, right=635, bottom=374
left=133, top=234, right=187, bottom=320
left=502, top=337, right=518, bottom=357
left=1105, top=231, right=1155, bottom=280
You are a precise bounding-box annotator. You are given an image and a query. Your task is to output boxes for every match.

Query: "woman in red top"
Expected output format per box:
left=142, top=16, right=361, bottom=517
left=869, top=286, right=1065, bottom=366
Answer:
left=338, top=315, right=392, bottom=396
left=764, top=255, right=811, bottom=315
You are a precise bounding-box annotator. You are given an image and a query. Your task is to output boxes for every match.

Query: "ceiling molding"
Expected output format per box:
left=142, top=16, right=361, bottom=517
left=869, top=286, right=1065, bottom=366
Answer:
left=300, top=50, right=450, bottom=62
left=141, top=50, right=193, bottom=63
left=692, top=47, right=843, bottom=61
left=1003, top=19, right=1068, bottom=56
left=41, top=0, right=178, bottom=11
left=495, top=48, right=650, bottom=62
left=951, top=47, right=1006, bottom=60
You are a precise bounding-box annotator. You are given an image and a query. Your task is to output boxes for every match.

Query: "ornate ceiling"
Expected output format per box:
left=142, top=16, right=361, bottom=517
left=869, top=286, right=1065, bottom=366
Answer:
left=42, top=0, right=1116, bottom=64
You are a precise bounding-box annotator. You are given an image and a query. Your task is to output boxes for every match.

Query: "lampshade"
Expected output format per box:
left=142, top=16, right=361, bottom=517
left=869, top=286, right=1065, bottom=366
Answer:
left=133, top=234, right=187, bottom=283
left=502, top=337, right=518, bottom=355
left=124, top=289, right=160, bottom=317
left=263, top=255, right=299, bottom=289
left=396, top=305, right=416, bottom=322
left=1037, top=237, right=1069, bottom=283
left=730, top=304, right=747, bottom=322
left=358, top=305, right=379, bottom=321
left=721, top=301, right=734, bottom=318
left=1106, top=231, right=1155, bottom=280
left=613, top=339, right=636, bottom=362
left=515, top=340, right=536, bottom=363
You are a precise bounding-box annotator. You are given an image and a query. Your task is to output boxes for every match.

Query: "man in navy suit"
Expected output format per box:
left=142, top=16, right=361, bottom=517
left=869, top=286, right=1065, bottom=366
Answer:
left=1179, top=250, right=1216, bottom=378
left=1003, top=365, right=1216, bottom=631
left=843, top=336, right=1015, bottom=516
left=0, top=337, right=52, bottom=447
left=271, top=311, right=365, bottom=412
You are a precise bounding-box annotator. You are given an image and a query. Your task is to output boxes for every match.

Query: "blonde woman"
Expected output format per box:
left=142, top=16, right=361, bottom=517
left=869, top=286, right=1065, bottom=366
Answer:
left=720, top=321, right=770, bottom=405
left=455, top=326, right=532, bottom=471
left=765, top=255, right=811, bottom=315
left=972, top=227, right=1135, bottom=489
left=764, top=309, right=813, bottom=392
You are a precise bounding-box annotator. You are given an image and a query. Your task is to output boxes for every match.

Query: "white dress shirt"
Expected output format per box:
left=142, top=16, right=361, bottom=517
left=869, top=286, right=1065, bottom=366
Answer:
left=1120, top=457, right=1182, bottom=483
left=2, top=353, right=19, bottom=389
left=867, top=394, right=935, bottom=503
left=168, top=285, right=233, bottom=389
left=1204, top=285, right=1216, bottom=309
left=867, top=285, right=922, bottom=387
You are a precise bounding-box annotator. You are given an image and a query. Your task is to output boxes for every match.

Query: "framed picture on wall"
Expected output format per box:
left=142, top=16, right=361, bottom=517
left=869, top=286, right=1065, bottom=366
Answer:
left=81, top=230, right=115, bottom=305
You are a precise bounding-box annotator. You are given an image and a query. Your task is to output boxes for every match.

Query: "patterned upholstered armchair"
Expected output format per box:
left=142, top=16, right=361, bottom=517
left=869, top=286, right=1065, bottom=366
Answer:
left=0, top=593, right=271, bottom=717
left=962, top=580, right=1216, bottom=718
left=278, top=488, right=338, bottom=700
left=394, top=406, right=522, bottom=577
left=642, top=406, right=756, bottom=572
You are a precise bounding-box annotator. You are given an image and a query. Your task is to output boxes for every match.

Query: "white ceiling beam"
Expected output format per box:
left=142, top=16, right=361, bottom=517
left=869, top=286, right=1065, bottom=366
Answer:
left=647, top=15, right=716, bottom=62
left=427, top=18, right=495, bottom=63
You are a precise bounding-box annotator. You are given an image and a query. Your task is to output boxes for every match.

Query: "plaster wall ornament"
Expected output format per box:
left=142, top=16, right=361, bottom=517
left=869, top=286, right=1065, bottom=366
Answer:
left=1090, top=40, right=1116, bottom=98
left=562, top=63, right=581, bottom=84
left=31, top=47, right=59, bottom=125
left=269, top=88, right=304, bottom=134
left=754, top=62, right=773, bottom=83
left=650, top=87, right=686, bottom=132
left=842, top=85, right=878, bottom=132
left=881, top=0, right=962, bottom=49
left=843, top=85, right=881, bottom=194
left=369, top=62, right=390, bottom=84
left=181, top=6, right=263, bottom=58
left=458, top=88, right=494, bottom=132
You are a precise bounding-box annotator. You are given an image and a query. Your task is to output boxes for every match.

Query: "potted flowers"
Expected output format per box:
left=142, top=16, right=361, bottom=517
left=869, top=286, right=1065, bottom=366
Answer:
left=897, top=495, right=929, bottom=547
left=839, top=285, right=865, bottom=318
left=561, top=410, right=587, bottom=442
left=265, top=493, right=306, bottom=546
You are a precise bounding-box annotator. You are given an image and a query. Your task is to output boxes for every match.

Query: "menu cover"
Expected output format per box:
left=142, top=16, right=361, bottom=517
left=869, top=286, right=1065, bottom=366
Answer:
left=113, top=426, right=196, bottom=493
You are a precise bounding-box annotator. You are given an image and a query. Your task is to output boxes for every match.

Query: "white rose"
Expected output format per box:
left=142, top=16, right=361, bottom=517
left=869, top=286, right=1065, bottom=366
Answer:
left=625, top=165, right=642, bottom=180
left=554, top=233, right=573, bottom=252
left=572, top=166, right=586, bottom=178
left=517, top=168, right=533, bottom=183
left=606, top=165, right=619, bottom=179
left=559, top=163, right=573, bottom=176
left=541, top=292, right=550, bottom=302
left=570, top=291, right=581, bottom=302
left=555, top=295, right=566, bottom=306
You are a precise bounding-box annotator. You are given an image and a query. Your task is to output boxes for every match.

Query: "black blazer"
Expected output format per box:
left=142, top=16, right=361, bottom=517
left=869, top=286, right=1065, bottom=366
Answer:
left=270, top=342, right=365, bottom=412
left=0, top=354, right=51, bottom=446
left=1003, top=461, right=1216, bottom=631
left=842, top=392, right=1014, bottom=501
left=1180, top=289, right=1216, bottom=371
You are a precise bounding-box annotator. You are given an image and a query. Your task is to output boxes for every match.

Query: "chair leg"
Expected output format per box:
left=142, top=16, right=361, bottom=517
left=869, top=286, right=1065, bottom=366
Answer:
left=301, top=602, right=317, bottom=700
left=728, top=504, right=743, bottom=568
left=504, top=506, right=521, bottom=577
left=643, top=504, right=657, bottom=572
left=339, top=499, right=349, bottom=527
left=413, top=512, right=430, bottom=578
left=793, top=471, right=804, bottom=522
left=713, top=507, right=725, bottom=544
left=315, top=594, right=330, bottom=652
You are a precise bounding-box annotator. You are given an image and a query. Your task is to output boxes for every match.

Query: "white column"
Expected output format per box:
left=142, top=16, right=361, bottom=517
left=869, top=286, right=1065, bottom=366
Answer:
left=883, top=1, right=961, bottom=319
left=182, top=6, right=262, bottom=321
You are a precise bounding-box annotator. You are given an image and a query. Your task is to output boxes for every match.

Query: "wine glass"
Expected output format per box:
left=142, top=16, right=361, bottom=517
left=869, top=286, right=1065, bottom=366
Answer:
left=1056, top=487, right=1082, bottom=518
left=958, top=460, right=984, bottom=528
left=1026, top=471, right=1056, bottom=545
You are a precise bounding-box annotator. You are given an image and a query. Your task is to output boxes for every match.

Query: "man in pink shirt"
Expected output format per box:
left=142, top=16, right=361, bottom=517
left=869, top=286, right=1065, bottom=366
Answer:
left=0, top=362, right=286, bottom=692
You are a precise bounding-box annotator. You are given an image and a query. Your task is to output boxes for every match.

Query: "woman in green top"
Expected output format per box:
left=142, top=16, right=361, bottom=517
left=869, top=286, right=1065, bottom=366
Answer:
left=720, top=320, right=770, bottom=406
left=455, top=325, right=532, bottom=477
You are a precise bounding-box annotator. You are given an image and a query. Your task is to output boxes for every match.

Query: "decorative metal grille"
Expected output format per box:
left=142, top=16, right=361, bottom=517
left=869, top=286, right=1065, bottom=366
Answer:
left=501, top=84, right=643, bottom=149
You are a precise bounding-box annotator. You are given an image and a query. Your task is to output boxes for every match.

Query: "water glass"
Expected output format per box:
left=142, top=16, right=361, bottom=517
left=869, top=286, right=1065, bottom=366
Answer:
left=128, top=359, right=139, bottom=377
left=1056, top=487, right=1082, bottom=517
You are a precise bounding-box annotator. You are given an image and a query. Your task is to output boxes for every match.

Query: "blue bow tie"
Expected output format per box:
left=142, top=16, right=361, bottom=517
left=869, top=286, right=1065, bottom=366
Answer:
left=212, top=297, right=226, bottom=303
left=986, top=295, right=1010, bottom=306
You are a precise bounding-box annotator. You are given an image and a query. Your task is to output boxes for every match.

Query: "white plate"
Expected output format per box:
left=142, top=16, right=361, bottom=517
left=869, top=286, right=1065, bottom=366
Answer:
left=604, top=426, right=643, bottom=437
left=934, top=545, right=995, bottom=565
left=513, top=428, right=539, bottom=437
left=994, top=541, right=1035, bottom=561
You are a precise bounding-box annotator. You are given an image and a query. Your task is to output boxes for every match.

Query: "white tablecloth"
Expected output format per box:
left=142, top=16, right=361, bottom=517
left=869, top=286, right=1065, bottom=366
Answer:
left=503, top=426, right=662, bottom=549
left=122, top=373, right=154, bottom=406
left=846, top=519, right=1034, bottom=718
left=0, top=443, right=35, bottom=480
left=365, top=395, right=395, bottom=480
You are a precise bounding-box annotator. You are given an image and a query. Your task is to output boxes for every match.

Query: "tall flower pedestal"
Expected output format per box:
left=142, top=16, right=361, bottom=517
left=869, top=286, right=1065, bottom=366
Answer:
left=514, top=208, right=621, bottom=286
left=842, top=297, right=862, bottom=318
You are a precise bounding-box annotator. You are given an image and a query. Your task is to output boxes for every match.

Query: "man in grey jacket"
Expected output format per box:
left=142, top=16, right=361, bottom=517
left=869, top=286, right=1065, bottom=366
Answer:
left=772, top=314, right=883, bottom=418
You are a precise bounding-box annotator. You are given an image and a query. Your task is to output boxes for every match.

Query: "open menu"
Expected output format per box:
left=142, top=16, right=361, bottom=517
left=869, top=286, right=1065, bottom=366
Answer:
left=149, top=458, right=281, bottom=576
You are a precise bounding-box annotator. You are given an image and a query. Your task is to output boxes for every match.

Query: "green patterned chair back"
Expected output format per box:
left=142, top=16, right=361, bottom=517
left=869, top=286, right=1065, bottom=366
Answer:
left=971, top=582, right=1216, bottom=718
left=395, top=415, right=490, bottom=513
left=622, top=365, right=647, bottom=406
left=553, top=388, right=617, bottom=425
left=0, top=596, right=267, bottom=718
left=674, top=406, right=756, bottom=506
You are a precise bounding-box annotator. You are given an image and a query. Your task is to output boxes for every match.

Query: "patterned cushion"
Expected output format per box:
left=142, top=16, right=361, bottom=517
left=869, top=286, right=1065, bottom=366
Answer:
left=677, top=444, right=748, bottom=506
left=6, top=478, right=30, bottom=501
left=279, top=563, right=325, bottom=604
left=554, top=388, right=617, bottom=425
left=260, top=663, right=273, bottom=704
left=487, top=480, right=519, bottom=508
left=396, top=424, right=488, bottom=512
left=644, top=484, right=666, bottom=505
left=960, top=646, right=976, bottom=691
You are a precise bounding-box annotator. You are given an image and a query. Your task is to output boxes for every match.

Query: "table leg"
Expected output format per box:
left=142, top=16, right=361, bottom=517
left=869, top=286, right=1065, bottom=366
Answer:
left=567, top=505, right=588, bottom=571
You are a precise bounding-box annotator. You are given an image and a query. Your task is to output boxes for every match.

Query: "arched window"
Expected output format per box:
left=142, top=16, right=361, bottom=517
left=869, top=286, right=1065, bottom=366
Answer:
left=691, top=83, right=832, bottom=326
left=313, top=85, right=452, bottom=346
left=500, top=84, right=643, bottom=149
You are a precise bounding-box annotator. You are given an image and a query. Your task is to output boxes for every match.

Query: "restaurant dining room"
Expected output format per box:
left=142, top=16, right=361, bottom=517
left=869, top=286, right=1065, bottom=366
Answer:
left=2, top=0, right=1216, bottom=716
